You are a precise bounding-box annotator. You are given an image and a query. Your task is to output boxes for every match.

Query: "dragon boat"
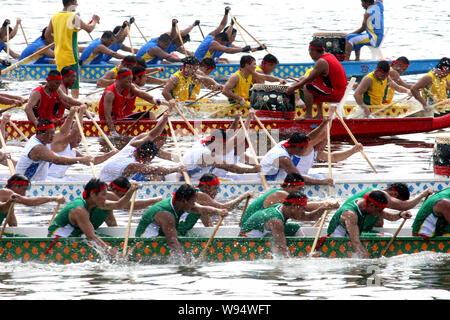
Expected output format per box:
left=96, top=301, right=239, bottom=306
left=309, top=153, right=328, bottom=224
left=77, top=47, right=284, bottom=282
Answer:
left=0, top=226, right=448, bottom=264
left=0, top=59, right=440, bottom=83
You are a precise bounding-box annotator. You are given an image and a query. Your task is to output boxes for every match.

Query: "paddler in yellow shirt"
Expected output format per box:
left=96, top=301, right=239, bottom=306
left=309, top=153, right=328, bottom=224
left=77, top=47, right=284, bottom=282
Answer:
left=383, top=56, right=412, bottom=104
left=44, top=0, right=100, bottom=99
left=162, top=56, right=222, bottom=102
left=353, top=60, right=409, bottom=117
left=410, top=57, right=450, bottom=111
left=254, top=54, right=287, bottom=84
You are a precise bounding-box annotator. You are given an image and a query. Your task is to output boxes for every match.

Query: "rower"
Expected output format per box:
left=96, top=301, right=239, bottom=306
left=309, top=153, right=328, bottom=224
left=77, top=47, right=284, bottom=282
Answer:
left=134, top=184, right=228, bottom=262
left=135, top=57, right=167, bottom=85
left=44, top=0, right=100, bottom=98
left=259, top=115, right=335, bottom=185
left=0, top=19, right=21, bottom=62
left=186, top=173, right=254, bottom=227
left=410, top=57, right=450, bottom=112
left=162, top=56, right=222, bottom=102
left=101, top=21, right=138, bottom=64
left=24, top=70, right=85, bottom=126
left=240, top=191, right=327, bottom=257
left=15, top=119, right=93, bottom=181
left=0, top=114, right=17, bottom=168
left=98, top=68, right=172, bottom=136
left=176, top=128, right=261, bottom=183
left=47, top=107, right=118, bottom=181
left=19, top=27, right=55, bottom=65
left=412, top=188, right=450, bottom=238
left=383, top=57, right=412, bottom=104
left=0, top=92, right=27, bottom=107
left=194, top=7, right=263, bottom=64
left=222, top=55, right=266, bottom=106
left=47, top=178, right=138, bottom=257
left=286, top=40, right=348, bottom=119
left=99, top=112, right=187, bottom=182
left=79, top=31, right=127, bottom=65
left=0, top=174, right=65, bottom=233
left=97, top=55, right=138, bottom=87
left=240, top=173, right=339, bottom=228
left=327, top=190, right=412, bottom=258
left=254, top=54, right=286, bottom=84
left=136, top=33, right=182, bottom=65
left=344, top=0, right=384, bottom=61
left=354, top=60, right=409, bottom=117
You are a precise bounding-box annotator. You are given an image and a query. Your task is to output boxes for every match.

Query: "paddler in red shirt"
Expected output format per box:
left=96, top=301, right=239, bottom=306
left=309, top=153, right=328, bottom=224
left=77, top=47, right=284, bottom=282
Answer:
left=24, top=70, right=86, bottom=126
left=286, top=39, right=348, bottom=119
left=98, top=68, right=175, bottom=136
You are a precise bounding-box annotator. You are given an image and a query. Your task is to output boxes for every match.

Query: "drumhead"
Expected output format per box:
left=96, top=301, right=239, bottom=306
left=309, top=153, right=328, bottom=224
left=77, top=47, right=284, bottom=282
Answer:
left=251, top=83, right=290, bottom=93
left=313, top=32, right=347, bottom=38
left=436, top=134, right=450, bottom=145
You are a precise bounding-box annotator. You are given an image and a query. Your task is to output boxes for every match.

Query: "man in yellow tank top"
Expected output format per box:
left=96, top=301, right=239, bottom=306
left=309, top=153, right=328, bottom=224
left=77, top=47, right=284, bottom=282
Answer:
left=44, top=0, right=100, bottom=99
left=354, top=60, right=409, bottom=117
left=411, top=57, right=450, bottom=111
left=162, top=56, right=222, bottom=102
left=384, top=56, right=412, bottom=104
left=254, top=54, right=287, bottom=85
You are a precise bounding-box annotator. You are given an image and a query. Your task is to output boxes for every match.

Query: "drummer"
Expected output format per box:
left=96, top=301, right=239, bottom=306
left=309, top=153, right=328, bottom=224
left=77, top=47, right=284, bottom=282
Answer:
left=326, top=190, right=412, bottom=258
left=161, top=56, right=222, bottom=102
left=24, top=70, right=86, bottom=126
left=384, top=56, right=413, bottom=104
left=353, top=60, right=409, bottom=117
left=134, top=184, right=228, bottom=262
left=410, top=57, right=450, bottom=112
left=286, top=40, right=348, bottom=119
left=254, top=54, right=287, bottom=84
left=240, top=191, right=328, bottom=257
left=412, top=188, right=450, bottom=238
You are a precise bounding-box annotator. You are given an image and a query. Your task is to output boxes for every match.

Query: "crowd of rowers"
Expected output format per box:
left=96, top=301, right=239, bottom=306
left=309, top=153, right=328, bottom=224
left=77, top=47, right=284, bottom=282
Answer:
left=0, top=106, right=447, bottom=261
left=0, top=7, right=449, bottom=124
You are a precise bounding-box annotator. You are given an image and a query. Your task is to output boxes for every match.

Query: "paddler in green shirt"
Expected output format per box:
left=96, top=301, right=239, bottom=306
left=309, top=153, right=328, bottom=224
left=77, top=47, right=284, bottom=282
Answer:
left=240, top=191, right=327, bottom=257
left=135, top=184, right=228, bottom=263
left=240, top=172, right=339, bottom=228
left=0, top=174, right=65, bottom=234
left=48, top=178, right=139, bottom=257
left=327, top=190, right=412, bottom=258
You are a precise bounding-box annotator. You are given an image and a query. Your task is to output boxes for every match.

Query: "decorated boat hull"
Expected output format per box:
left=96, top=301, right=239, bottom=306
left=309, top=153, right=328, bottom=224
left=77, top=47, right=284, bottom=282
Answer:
left=0, top=59, right=440, bottom=82
left=6, top=112, right=450, bottom=140
left=0, top=229, right=448, bottom=264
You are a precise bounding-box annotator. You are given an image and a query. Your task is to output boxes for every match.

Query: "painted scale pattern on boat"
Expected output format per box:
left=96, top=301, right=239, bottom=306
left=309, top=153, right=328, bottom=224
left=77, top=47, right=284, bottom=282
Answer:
left=0, top=237, right=448, bottom=264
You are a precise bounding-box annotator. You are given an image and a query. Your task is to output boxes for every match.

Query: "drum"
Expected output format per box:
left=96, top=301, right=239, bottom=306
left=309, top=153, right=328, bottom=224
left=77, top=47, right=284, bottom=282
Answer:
left=433, top=133, right=450, bottom=176
left=313, top=32, right=347, bottom=61
left=250, top=84, right=296, bottom=120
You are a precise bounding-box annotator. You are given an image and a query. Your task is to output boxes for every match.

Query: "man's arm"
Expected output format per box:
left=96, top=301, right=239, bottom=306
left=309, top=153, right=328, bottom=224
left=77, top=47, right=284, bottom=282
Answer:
left=24, top=91, right=41, bottom=126
left=153, top=211, right=187, bottom=259
left=94, top=45, right=126, bottom=60
left=349, top=12, right=369, bottom=35
left=130, top=112, right=171, bottom=147
left=286, top=60, right=328, bottom=95
left=222, top=74, right=245, bottom=104
left=316, top=143, right=363, bottom=163
left=387, top=188, right=433, bottom=211
left=28, top=145, right=91, bottom=166
left=389, top=70, right=412, bottom=89
left=79, top=15, right=100, bottom=33
left=410, top=75, right=432, bottom=108
left=341, top=210, right=368, bottom=258
left=196, top=191, right=253, bottom=211
left=96, top=70, right=116, bottom=87
left=161, top=75, right=179, bottom=101
left=148, top=46, right=182, bottom=63
left=265, top=218, right=289, bottom=257
left=354, top=76, right=373, bottom=115
left=102, top=91, right=117, bottom=134
left=57, top=88, right=84, bottom=107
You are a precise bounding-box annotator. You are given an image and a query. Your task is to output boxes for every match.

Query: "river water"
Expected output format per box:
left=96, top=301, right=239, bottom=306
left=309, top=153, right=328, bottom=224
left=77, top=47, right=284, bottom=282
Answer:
left=0, top=0, right=449, bottom=302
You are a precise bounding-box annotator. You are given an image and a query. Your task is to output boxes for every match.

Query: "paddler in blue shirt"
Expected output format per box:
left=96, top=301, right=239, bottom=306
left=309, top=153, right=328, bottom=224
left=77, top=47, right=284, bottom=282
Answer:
left=80, top=31, right=127, bottom=65
left=101, top=20, right=138, bottom=64
left=344, top=0, right=384, bottom=61
left=19, top=27, right=55, bottom=64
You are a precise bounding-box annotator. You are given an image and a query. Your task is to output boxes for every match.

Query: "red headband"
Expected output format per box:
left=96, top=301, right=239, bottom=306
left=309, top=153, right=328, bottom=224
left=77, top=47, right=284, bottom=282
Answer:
left=108, top=182, right=129, bottom=193
left=133, top=71, right=146, bottom=78
left=262, top=60, right=277, bottom=66
left=375, top=68, right=390, bottom=75
left=283, top=141, right=309, bottom=148
left=36, top=123, right=56, bottom=131
left=122, top=60, right=137, bottom=66
left=47, top=75, right=63, bottom=81
left=309, top=45, right=325, bottom=51
left=7, top=180, right=30, bottom=186
left=198, top=177, right=220, bottom=186
left=63, top=70, right=76, bottom=77
left=116, top=70, right=133, bottom=80
left=200, top=136, right=226, bottom=144
left=283, top=197, right=308, bottom=207
left=281, top=181, right=305, bottom=187
left=201, top=61, right=214, bottom=70
left=364, top=193, right=387, bottom=209
left=391, top=60, right=409, bottom=68
left=82, top=184, right=107, bottom=199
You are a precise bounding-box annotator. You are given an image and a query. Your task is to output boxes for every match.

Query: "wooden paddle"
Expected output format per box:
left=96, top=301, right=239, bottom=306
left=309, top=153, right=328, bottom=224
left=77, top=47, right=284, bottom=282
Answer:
left=184, top=90, right=222, bottom=108
left=48, top=202, right=62, bottom=226
left=122, top=190, right=137, bottom=257
left=198, top=24, right=205, bottom=39
left=229, top=13, right=248, bottom=46
left=309, top=209, right=330, bottom=258
left=0, top=122, right=16, bottom=175
left=254, top=114, right=277, bottom=146
left=84, top=111, right=118, bottom=151
left=122, top=105, right=168, bottom=136
left=74, top=113, right=98, bottom=178
left=0, top=104, right=22, bottom=115
left=199, top=214, right=225, bottom=261
left=232, top=18, right=270, bottom=54
left=238, top=195, right=252, bottom=226
left=1, top=42, right=54, bottom=75
left=174, top=22, right=188, bottom=56
left=134, top=21, right=148, bottom=43
left=167, top=118, right=190, bottom=183
left=239, top=117, right=269, bottom=191
left=173, top=103, right=201, bottom=139
left=19, top=22, right=29, bottom=45
left=0, top=201, right=15, bottom=240
left=145, top=83, right=165, bottom=93
left=8, top=120, right=29, bottom=141
left=126, top=25, right=135, bottom=56
left=380, top=218, right=407, bottom=257
left=371, top=95, right=411, bottom=117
